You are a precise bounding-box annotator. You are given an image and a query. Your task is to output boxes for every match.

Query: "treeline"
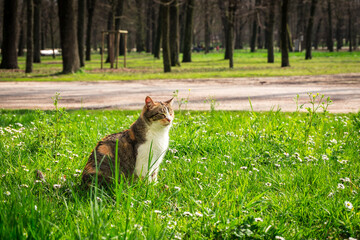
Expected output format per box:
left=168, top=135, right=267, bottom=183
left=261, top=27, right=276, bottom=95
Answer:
left=0, top=0, right=359, bottom=73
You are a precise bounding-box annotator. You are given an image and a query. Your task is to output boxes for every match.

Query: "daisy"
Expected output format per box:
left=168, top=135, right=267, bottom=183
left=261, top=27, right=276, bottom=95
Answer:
left=345, top=201, right=353, bottom=211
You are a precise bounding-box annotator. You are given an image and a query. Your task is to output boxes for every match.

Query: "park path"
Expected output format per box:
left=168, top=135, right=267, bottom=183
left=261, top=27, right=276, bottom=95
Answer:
left=0, top=73, right=360, bottom=113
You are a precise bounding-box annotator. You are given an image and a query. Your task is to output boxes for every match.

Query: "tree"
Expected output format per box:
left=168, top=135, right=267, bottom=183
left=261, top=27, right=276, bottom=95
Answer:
left=26, top=0, right=34, bottom=73
left=58, top=0, right=80, bottom=73
left=305, top=0, right=318, bottom=60
left=135, top=0, right=145, bottom=52
left=154, top=3, right=162, bottom=59
left=86, top=0, right=96, bottom=61
left=326, top=0, right=334, bottom=52
left=170, top=0, right=180, bottom=66
left=115, top=0, right=125, bottom=56
left=33, top=0, right=42, bottom=63
left=145, top=0, right=152, bottom=53
left=78, top=0, right=86, bottom=67
left=203, top=0, right=211, bottom=54
left=266, top=0, right=276, bottom=63
left=250, top=0, right=261, bottom=52
left=0, top=0, right=19, bottom=69
left=218, top=0, right=229, bottom=59
left=280, top=0, right=290, bottom=67
left=18, top=2, right=26, bottom=57
left=161, top=0, right=171, bottom=72
left=182, top=0, right=195, bottom=63
left=228, top=0, right=237, bottom=69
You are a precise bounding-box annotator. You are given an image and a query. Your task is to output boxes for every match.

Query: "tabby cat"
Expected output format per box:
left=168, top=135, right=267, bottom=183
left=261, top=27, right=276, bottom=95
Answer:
left=81, top=96, right=174, bottom=187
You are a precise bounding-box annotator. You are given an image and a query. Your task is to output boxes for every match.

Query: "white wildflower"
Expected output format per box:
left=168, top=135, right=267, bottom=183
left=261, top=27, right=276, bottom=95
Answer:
left=265, top=182, right=272, bottom=187
left=53, top=184, right=61, bottom=189
left=144, top=200, right=151, bottom=204
left=195, top=200, right=202, bottom=204
left=96, top=197, right=102, bottom=202
left=275, top=236, right=285, bottom=240
left=328, top=192, right=334, bottom=198
left=195, top=211, right=203, bottom=217
left=174, top=186, right=181, bottom=191
left=183, top=212, right=193, bottom=216
left=254, top=217, right=263, bottom=222
left=240, top=166, right=247, bottom=170
left=345, top=201, right=353, bottom=211
left=274, top=164, right=281, bottom=167
left=4, top=191, right=11, bottom=196
left=337, top=183, right=345, bottom=189
left=134, top=224, right=143, bottom=231
left=75, top=169, right=82, bottom=173
left=20, top=184, right=29, bottom=188
left=166, top=160, right=172, bottom=164
left=154, top=210, right=162, bottom=214
left=330, top=139, right=337, bottom=144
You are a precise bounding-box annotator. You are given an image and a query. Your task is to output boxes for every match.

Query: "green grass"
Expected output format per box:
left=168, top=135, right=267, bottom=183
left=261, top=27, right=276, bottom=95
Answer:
left=1, top=103, right=360, bottom=239
left=1, top=50, right=360, bottom=81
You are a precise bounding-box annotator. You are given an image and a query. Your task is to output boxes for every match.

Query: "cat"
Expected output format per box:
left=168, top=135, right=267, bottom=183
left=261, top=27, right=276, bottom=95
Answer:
left=81, top=96, right=174, bottom=187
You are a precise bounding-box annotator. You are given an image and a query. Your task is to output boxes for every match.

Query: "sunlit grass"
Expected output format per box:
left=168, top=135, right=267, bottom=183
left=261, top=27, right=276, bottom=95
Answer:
left=0, top=104, right=359, bottom=238
left=0, top=50, right=359, bottom=81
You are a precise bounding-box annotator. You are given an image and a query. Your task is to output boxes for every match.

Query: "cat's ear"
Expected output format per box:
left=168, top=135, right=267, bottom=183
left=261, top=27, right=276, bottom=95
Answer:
left=145, top=96, right=155, bottom=109
left=164, top=97, right=174, bottom=106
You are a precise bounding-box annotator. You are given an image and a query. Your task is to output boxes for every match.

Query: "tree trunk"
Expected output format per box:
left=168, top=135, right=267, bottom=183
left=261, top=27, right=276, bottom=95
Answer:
left=266, top=0, right=276, bottom=63
left=0, top=0, right=19, bottom=69
left=314, top=18, right=322, bottom=50
left=335, top=9, right=344, bottom=51
left=145, top=0, right=152, bottom=53
left=161, top=0, right=171, bottom=72
left=217, top=0, right=229, bottom=59
left=26, top=0, right=34, bottom=73
left=33, top=0, right=41, bottom=63
left=58, top=0, right=80, bottom=73
left=86, top=0, right=96, bottom=61
left=170, top=0, right=180, bottom=66
left=154, top=3, right=162, bottom=59
left=228, top=0, right=236, bottom=69
left=151, top=0, right=156, bottom=54
left=305, top=0, right=318, bottom=60
left=281, top=0, right=290, bottom=67
left=49, top=0, right=56, bottom=59
left=326, top=0, right=334, bottom=52
left=348, top=3, right=352, bottom=52
left=18, top=2, right=26, bottom=57
left=204, top=0, right=210, bottom=54
left=78, top=0, right=85, bottom=67
left=182, top=0, right=195, bottom=62
left=250, top=0, right=261, bottom=52
left=115, top=0, right=125, bottom=56
left=135, top=0, right=145, bottom=52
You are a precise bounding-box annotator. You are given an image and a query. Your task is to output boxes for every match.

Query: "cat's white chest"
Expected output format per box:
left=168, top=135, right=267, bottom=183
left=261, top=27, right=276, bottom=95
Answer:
left=135, top=122, right=170, bottom=181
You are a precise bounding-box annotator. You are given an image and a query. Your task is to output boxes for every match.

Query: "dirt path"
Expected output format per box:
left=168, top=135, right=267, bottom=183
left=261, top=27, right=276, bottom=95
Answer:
left=1, top=73, right=360, bottom=113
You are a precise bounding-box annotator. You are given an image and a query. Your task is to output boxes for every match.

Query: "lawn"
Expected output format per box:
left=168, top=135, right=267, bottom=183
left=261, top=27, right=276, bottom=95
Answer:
left=0, top=50, right=360, bottom=81
left=0, top=100, right=359, bottom=239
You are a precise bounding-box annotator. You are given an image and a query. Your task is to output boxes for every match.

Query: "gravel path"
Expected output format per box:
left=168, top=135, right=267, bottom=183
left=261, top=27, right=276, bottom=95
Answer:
left=1, top=73, right=360, bottom=113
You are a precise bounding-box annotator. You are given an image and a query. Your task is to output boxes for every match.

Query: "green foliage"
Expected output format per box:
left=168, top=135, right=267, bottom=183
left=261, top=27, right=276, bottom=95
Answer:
left=0, top=108, right=359, bottom=239
left=0, top=50, right=359, bottom=81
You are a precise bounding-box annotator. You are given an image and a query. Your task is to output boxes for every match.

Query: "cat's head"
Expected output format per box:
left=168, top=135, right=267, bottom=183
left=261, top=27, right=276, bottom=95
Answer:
left=142, top=96, right=174, bottom=127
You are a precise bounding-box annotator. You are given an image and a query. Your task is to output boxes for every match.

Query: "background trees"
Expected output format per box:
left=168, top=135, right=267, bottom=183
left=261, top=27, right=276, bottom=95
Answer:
left=0, top=0, right=359, bottom=73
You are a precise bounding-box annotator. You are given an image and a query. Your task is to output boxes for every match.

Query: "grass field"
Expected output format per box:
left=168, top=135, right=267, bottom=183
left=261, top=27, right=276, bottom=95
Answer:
left=0, top=50, right=360, bottom=81
left=0, top=98, right=359, bottom=239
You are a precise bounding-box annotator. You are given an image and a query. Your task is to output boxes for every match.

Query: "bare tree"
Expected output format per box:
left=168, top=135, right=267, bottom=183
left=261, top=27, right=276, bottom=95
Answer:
left=18, top=1, right=26, bottom=57
left=58, top=0, right=80, bottom=73
left=154, top=2, right=162, bottom=59
left=250, top=0, right=261, bottom=52
left=0, top=0, right=19, bottom=69
left=326, top=0, right=334, bottom=52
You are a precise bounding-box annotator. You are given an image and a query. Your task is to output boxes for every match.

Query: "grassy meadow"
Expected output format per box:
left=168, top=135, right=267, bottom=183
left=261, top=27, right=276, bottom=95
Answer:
left=0, top=50, right=360, bottom=81
left=0, top=99, right=360, bottom=239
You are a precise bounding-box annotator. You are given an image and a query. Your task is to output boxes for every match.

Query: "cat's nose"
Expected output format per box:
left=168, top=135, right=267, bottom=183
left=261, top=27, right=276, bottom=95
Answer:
left=165, top=118, right=171, bottom=122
